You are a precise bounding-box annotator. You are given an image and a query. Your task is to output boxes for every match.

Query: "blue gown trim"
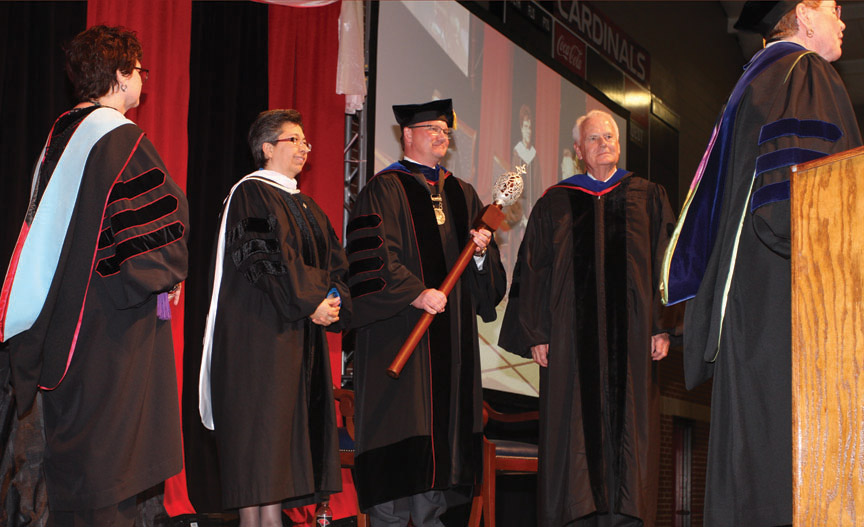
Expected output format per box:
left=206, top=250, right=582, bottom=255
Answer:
left=755, top=147, right=826, bottom=178
left=759, top=118, right=842, bottom=145
left=751, top=181, right=791, bottom=212
left=662, top=42, right=807, bottom=306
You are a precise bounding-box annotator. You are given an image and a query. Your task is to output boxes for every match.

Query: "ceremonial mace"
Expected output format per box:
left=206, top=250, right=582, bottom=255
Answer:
left=386, top=166, right=525, bottom=379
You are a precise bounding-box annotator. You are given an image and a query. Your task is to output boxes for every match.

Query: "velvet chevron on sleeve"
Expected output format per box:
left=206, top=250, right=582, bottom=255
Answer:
left=2, top=106, right=189, bottom=511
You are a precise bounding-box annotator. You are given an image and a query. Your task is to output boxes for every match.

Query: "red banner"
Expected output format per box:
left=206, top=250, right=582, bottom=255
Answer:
left=552, top=0, right=650, bottom=85
left=553, top=24, right=587, bottom=80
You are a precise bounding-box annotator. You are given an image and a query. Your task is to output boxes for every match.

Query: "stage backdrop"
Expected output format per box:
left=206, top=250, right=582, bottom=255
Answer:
left=373, top=1, right=627, bottom=402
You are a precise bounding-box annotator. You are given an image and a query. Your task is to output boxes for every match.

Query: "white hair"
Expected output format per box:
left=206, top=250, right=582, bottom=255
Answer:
left=572, top=110, right=620, bottom=145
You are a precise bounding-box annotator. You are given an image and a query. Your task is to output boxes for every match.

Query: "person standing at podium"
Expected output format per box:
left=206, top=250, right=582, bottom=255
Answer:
left=663, top=1, right=862, bottom=525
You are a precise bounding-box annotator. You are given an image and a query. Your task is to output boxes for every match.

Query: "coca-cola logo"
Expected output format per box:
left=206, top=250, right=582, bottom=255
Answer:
left=556, top=34, right=584, bottom=71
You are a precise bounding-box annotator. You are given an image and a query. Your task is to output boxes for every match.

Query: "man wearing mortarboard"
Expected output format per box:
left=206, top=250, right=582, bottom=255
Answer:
left=345, top=99, right=506, bottom=526
left=661, top=1, right=860, bottom=525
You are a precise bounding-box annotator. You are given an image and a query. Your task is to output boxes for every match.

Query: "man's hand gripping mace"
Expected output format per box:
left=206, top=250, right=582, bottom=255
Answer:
left=386, top=166, right=525, bottom=379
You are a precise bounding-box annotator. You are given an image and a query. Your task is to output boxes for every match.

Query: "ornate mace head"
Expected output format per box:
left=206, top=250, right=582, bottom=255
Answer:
left=492, top=164, right=525, bottom=207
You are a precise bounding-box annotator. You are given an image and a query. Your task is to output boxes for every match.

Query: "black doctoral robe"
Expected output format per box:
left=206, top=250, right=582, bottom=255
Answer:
left=345, top=162, right=506, bottom=510
left=666, top=42, right=863, bottom=526
left=202, top=172, right=348, bottom=509
left=1, top=106, right=188, bottom=511
left=499, top=171, right=677, bottom=526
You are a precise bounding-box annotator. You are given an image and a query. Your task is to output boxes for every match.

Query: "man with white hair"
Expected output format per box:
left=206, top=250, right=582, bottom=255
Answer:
left=500, top=109, right=679, bottom=526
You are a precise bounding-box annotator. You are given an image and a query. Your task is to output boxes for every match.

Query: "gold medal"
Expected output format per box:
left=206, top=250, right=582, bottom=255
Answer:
left=431, top=194, right=446, bottom=225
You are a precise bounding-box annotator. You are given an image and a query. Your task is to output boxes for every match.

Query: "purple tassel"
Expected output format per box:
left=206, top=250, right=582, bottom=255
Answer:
left=157, top=292, right=172, bottom=320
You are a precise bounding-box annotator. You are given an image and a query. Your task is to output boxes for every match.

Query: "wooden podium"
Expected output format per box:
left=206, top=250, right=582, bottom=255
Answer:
left=790, top=146, right=864, bottom=526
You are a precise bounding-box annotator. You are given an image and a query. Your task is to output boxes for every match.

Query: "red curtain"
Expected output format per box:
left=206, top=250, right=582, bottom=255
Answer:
left=86, top=0, right=195, bottom=516
left=477, top=25, right=513, bottom=203
left=535, top=62, right=562, bottom=192
left=268, top=2, right=345, bottom=229
left=268, top=0, right=345, bottom=419
left=268, top=2, right=357, bottom=522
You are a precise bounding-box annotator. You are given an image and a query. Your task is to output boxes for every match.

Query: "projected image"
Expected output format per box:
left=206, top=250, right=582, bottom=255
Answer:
left=375, top=1, right=627, bottom=398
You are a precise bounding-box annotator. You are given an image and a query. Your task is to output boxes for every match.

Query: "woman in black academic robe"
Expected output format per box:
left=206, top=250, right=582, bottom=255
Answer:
left=199, top=109, right=350, bottom=527
left=1, top=25, right=188, bottom=526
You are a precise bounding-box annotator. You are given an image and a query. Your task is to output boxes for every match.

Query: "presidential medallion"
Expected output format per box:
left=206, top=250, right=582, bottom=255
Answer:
left=431, top=194, right=445, bottom=225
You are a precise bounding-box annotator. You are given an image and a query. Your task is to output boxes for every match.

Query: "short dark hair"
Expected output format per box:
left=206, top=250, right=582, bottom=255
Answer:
left=65, top=25, right=142, bottom=102
left=519, top=104, right=532, bottom=125
left=248, top=109, right=304, bottom=169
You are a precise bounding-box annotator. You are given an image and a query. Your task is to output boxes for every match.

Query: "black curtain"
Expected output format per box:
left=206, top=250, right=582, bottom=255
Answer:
left=0, top=4, right=86, bottom=526
left=0, top=1, right=85, bottom=268
left=182, top=1, right=269, bottom=513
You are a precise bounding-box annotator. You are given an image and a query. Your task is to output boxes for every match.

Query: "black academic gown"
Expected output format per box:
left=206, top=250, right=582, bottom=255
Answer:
left=207, top=174, right=348, bottom=509
left=500, top=171, right=677, bottom=526
left=346, top=162, right=506, bottom=510
left=3, top=106, right=188, bottom=511
left=681, top=43, right=862, bottom=526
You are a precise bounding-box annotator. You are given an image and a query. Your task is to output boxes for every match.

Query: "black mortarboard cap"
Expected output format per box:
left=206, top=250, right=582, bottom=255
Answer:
left=734, top=1, right=798, bottom=38
left=393, top=99, right=454, bottom=128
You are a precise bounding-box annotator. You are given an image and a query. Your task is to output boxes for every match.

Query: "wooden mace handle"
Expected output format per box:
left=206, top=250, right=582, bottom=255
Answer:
left=387, top=204, right=506, bottom=379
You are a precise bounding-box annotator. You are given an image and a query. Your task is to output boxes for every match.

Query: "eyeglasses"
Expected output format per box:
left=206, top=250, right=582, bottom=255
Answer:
left=820, top=3, right=841, bottom=19
left=134, top=66, right=149, bottom=83
left=408, top=124, right=453, bottom=139
left=272, top=136, right=312, bottom=151
left=585, top=133, right=617, bottom=145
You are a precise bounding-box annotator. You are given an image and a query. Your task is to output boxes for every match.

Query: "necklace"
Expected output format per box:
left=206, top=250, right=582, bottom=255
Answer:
left=88, top=100, right=119, bottom=112
left=430, top=167, right=446, bottom=225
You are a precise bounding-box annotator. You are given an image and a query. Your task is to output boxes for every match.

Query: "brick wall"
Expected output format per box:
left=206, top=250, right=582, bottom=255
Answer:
left=657, top=414, right=675, bottom=526
left=691, top=420, right=710, bottom=527
left=655, top=347, right=712, bottom=526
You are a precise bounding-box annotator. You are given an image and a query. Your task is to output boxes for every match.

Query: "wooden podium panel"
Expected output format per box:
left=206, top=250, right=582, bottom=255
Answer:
left=790, top=146, right=864, bottom=526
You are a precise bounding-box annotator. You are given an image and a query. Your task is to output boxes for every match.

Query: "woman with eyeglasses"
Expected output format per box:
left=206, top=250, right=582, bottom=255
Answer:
left=0, top=25, right=188, bottom=526
left=199, top=109, right=350, bottom=527
left=664, top=1, right=861, bottom=525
